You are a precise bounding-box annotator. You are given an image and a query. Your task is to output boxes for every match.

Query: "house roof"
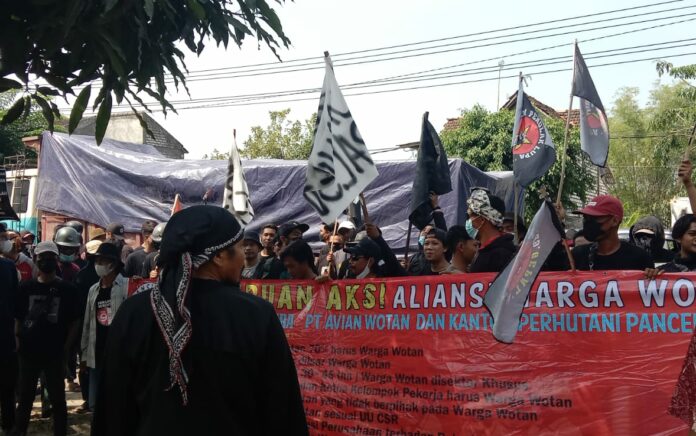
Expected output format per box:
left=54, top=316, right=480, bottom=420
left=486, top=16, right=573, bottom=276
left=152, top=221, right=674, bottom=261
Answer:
left=73, top=111, right=188, bottom=155
left=442, top=91, right=581, bottom=131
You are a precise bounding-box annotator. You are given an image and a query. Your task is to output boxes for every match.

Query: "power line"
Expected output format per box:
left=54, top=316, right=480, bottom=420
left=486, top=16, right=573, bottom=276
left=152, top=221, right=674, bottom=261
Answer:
left=184, top=0, right=686, bottom=74
left=108, top=41, right=696, bottom=109
left=176, top=8, right=696, bottom=82
left=110, top=50, right=696, bottom=113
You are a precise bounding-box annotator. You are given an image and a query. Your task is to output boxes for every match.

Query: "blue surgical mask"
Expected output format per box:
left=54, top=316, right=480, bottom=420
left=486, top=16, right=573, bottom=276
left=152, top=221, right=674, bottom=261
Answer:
left=465, top=218, right=479, bottom=240
left=59, top=253, right=76, bottom=263
left=418, top=235, right=426, bottom=246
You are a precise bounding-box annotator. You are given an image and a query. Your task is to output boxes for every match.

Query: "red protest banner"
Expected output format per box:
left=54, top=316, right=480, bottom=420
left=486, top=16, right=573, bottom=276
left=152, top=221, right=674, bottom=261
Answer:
left=241, top=272, right=694, bottom=435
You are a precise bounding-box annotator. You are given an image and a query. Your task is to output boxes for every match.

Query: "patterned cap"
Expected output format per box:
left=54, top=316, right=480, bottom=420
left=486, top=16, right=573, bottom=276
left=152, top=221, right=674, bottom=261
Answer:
left=467, top=189, right=503, bottom=227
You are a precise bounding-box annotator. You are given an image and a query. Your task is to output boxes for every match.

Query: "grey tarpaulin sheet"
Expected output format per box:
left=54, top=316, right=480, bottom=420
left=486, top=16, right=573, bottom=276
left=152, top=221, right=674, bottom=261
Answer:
left=37, top=132, right=521, bottom=251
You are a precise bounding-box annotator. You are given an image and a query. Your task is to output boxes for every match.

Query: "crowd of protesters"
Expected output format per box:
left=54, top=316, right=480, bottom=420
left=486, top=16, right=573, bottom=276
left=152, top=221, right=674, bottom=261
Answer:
left=2, top=160, right=696, bottom=435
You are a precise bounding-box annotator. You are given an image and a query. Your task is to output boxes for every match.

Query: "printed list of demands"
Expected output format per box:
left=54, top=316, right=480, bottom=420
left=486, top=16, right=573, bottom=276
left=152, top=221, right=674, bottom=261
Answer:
left=293, top=343, right=574, bottom=435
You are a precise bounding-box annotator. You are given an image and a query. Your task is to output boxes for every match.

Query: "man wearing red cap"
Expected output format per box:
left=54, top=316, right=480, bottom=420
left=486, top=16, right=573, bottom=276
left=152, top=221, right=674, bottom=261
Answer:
left=572, top=195, right=654, bottom=271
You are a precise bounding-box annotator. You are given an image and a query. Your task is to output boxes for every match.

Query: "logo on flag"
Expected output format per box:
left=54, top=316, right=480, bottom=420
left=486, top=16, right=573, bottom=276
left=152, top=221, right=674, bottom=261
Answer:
left=511, top=80, right=556, bottom=187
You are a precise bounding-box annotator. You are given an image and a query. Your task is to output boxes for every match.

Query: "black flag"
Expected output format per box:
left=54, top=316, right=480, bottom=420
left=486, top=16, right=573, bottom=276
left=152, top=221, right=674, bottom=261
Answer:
left=408, top=112, right=452, bottom=230
left=572, top=43, right=609, bottom=167
left=484, top=200, right=565, bottom=343
left=0, top=169, right=19, bottom=221
left=512, top=80, right=556, bottom=187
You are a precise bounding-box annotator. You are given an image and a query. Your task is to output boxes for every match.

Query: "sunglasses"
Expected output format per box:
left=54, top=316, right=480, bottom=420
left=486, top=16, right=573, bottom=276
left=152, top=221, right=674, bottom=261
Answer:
left=349, top=256, right=364, bottom=262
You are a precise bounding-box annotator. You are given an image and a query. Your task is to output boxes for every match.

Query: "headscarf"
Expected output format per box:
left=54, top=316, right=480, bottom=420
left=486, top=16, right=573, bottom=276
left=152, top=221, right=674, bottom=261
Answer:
left=137, top=205, right=244, bottom=405
left=467, top=189, right=503, bottom=227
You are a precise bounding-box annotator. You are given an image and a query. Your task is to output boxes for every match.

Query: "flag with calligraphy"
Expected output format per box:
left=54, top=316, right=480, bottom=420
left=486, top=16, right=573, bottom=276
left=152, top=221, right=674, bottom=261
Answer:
left=304, top=54, right=379, bottom=223
left=222, top=131, right=254, bottom=225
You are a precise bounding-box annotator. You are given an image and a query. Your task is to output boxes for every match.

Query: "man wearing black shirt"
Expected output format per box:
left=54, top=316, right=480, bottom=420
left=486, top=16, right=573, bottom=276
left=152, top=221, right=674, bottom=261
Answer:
left=93, top=206, right=307, bottom=435
left=467, top=188, right=516, bottom=273
left=0, top=248, right=18, bottom=432
left=572, top=195, right=654, bottom=271
left=123, top=220, right=158, bottom=278
left=12, top=241, right=80, bottom=436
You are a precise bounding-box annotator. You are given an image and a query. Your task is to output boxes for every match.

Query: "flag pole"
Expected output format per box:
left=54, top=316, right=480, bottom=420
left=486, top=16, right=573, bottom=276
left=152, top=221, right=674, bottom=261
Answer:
left=359, top=193, right=370, bottom=224
left=513, top=183, right=519, bottom=245
left=404, top=221, right=412, bottom=268
left=556, top=40, right=578, bottom=207
left=329, top=219, right=339, bottom=253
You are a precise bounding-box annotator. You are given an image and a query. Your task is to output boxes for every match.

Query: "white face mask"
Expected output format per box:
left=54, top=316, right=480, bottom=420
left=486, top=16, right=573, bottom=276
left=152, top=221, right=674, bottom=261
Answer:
left=95, top=264, right=115, bottom=278
left=0, top=240, right=13, bottom=255
left=356, top=264, right=371, bottom=279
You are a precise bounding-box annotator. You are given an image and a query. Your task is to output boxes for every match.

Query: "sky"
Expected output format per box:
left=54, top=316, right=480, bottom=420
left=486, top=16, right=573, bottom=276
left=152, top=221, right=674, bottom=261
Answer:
left=102, top=0, right=696, bottom=160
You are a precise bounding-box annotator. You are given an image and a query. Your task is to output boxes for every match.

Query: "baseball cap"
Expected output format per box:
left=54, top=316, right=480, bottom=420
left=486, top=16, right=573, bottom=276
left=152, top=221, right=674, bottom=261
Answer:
left=344, top=238, right=381, bottom=259
left=85, top=240, right=103, bottom=255
left=20, top=230, right=35, bottom=242
left=35, top=241, right=59, bottom=256
left=106, top=223, right=126, bottom=240
left=242, top=230, right=263, bottom=247
left=279, top=221, right=309, bottom=237
left=574, top=195, right=624, bottom=221
left=338, top=220, right=356, bottom=231
left=94, top=241, right=122, bottom=262
left=89, top=227, right=106, bottom=241
left=634, top=228, right=655, bottom=236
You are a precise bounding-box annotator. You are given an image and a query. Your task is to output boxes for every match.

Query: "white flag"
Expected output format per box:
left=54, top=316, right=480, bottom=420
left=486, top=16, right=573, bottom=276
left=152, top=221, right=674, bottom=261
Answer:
left=304, top=55, right=378, bottom=223
left=222, top=133, right=254, bottom=225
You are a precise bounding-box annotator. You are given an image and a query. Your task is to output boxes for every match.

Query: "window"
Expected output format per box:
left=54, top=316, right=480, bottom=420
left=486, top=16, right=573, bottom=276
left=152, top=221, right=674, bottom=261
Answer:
left=7, top=179, right=30, bottom=214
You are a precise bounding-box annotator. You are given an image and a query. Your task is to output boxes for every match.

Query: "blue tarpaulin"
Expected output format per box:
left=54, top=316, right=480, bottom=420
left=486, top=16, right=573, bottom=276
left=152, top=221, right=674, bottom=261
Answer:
left=37, top=132, right=520, bottom=251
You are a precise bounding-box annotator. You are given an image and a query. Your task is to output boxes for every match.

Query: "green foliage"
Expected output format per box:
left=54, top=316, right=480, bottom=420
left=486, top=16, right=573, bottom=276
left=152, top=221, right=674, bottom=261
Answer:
left=202, top=148, right=231, bottom=160
left=440, top=104, right=594, bottom=220
left=0, top=0, right=290, bottom=143
left=0, top=90, right=63, bottom=160
left=608, top=85, right=692, bottom=224
left=241, top=109, right=316, bottom=160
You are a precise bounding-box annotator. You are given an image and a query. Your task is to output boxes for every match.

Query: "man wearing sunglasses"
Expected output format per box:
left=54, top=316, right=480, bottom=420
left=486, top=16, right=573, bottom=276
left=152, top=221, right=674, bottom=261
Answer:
left=572, top=195, right=654, bottom=271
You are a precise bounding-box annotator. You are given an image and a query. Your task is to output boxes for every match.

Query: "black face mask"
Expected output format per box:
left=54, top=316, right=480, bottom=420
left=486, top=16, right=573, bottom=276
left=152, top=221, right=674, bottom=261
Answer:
left=633, top=234, right=654, bottom=254
left=36, top=258, right=58, bottom=274
left=152, top=241, right=161, bottom=250
left=582, top=217, right=604, bottom=242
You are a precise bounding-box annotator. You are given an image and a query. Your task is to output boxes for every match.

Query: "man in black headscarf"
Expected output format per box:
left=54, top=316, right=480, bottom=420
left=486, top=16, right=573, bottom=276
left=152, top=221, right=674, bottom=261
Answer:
left=92, top=205, right=308, bottom=435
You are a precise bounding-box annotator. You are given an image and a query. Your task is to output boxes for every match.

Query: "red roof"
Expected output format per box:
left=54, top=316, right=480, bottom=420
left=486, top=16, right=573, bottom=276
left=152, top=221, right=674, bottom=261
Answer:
left=442, top=91, right=580, bottom=131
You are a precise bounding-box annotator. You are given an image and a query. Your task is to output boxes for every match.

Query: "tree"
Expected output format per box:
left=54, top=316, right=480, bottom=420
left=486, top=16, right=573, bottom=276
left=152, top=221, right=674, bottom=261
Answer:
left=241, top=109, right=316, bottom=160
left=440, top=104, right=594, bottom=220
left=0, top=0, right=289, bottom=143
left=0, top=90, right=61, bottom=160
left=202, top=148, right=231, bottom=160
left=608, top=85, right=692, bottom=225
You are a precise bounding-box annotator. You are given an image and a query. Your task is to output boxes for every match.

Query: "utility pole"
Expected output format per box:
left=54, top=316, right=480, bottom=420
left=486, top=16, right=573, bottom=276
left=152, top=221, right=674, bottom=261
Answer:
left=496, top=59, right=505, bottom=108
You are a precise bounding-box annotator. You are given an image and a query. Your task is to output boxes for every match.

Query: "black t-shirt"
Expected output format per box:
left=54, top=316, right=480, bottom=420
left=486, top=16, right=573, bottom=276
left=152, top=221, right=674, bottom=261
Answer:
left=95, top=286, right=113, bottom=367
left=0, top=258, right=19, bottom=356
left=92, top=279, right=308, bottom=436
left=123, top=247, right=148, bottom=278
left=14, top=278, right=80, bottom=357
left=572, top=241, right=655, bottom=271
left=469, top=233, right=517, bottom=273
left=141, top=251, right=159, bottom=278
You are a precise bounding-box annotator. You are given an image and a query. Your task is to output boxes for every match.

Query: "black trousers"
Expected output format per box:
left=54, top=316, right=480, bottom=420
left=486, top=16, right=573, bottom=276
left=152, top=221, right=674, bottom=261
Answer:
left=12, top=354, right=67, bottom=436
left=0, top=353, right=17, bottom=431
